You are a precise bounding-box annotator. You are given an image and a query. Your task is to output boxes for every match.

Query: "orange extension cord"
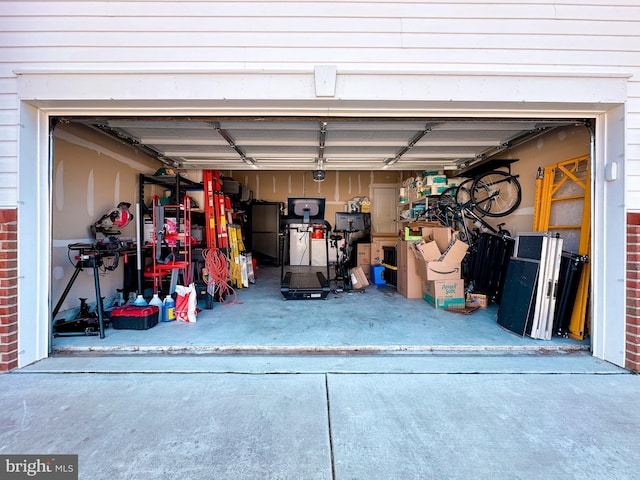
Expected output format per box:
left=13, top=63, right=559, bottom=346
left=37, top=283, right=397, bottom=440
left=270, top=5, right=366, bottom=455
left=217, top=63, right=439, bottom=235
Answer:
left=201, top=248, right=239, bottom=306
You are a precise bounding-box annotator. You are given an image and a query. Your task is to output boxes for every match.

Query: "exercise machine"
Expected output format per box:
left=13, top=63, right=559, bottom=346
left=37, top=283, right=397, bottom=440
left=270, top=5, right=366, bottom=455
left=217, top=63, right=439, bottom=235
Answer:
left=280, top=197, right=332, bottom=300
left=333, top=211, right=366, bottom=291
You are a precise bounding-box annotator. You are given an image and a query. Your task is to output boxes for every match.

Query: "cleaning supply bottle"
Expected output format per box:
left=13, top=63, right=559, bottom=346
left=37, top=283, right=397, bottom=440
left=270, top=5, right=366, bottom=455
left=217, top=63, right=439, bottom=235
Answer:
left=115, top=289, right=125, bottom=307
left=162, top=295, right=175, bottom=322
left=149, top=293, right=163, bottom=316
left=133, top=294, right=148, bottom=306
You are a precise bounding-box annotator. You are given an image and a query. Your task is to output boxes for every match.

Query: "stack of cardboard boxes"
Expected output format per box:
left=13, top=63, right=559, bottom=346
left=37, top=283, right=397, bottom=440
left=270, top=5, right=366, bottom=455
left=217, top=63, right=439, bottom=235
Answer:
left=400, top=222, right=469, bottom=309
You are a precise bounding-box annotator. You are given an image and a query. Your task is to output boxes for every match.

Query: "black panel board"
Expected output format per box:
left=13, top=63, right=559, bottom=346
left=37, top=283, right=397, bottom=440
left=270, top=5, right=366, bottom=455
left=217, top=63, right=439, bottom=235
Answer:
left=516, top=235, right=544, bottom=260
left=553, top=252, right=587, bottom=336
left=497, top=257, right=540, bottom=336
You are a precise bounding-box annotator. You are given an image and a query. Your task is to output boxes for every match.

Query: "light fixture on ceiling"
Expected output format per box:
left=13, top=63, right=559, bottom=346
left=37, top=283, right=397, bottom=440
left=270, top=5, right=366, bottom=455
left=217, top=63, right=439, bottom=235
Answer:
left=312, top=157, right=326, bottom=182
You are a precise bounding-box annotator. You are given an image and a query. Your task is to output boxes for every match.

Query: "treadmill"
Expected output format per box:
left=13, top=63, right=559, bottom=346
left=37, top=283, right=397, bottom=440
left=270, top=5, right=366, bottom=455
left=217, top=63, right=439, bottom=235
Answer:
left=280, top=197, right=331, bottom=300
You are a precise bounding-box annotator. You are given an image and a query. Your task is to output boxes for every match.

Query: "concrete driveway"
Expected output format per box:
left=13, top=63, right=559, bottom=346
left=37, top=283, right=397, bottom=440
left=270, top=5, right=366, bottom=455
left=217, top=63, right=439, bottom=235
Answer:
left=1, top=353, right=638, bottom=479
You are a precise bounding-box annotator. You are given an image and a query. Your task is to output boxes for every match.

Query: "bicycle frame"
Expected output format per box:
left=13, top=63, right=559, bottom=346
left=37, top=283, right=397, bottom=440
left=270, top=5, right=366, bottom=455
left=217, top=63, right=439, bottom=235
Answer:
left=435, top=197, right=506, bottom=246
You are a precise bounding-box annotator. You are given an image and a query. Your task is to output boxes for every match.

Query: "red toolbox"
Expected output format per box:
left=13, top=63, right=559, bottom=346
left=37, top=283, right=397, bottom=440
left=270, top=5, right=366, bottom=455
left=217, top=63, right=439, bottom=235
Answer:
left=109, top=305, right=159, bottom=330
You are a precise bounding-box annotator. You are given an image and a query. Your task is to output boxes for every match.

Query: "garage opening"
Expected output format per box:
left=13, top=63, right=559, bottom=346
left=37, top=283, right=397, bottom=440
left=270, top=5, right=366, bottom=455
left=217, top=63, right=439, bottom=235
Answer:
left=49, top=116, right=592, bottom=355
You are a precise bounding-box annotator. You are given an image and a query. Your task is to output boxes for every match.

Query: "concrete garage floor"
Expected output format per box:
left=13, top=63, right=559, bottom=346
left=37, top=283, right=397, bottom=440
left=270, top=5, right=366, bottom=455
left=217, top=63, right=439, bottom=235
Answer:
left=7, top=269, right=638, bottom=479
left=52, top=266, right=588, bottom=355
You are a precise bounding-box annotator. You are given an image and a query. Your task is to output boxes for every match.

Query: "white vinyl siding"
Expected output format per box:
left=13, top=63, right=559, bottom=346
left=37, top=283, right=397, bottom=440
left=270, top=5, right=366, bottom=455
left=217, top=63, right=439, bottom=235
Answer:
left=0, top=0, right=639, bottom=205
left=0, top=74, right=17, bottom=203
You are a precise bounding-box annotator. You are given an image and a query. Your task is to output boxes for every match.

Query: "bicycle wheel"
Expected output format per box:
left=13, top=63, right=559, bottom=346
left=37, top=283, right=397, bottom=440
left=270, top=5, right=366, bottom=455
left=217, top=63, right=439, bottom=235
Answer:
left=456, top=178, right=488, bottom=218
left=454, top=179, right=474, bottom=205
left=471, top=170, right=522, bottom=217
left=437, top=187, right=459, bottom=228
left=439, top=186, right=458, bottom=209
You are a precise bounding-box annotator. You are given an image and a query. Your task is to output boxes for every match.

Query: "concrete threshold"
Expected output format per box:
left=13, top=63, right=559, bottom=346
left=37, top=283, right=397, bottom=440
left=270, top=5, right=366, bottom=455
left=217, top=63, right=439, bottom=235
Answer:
left=22, top=344, right=620, bottom=375
left=51, top=343, right=591, bottom=355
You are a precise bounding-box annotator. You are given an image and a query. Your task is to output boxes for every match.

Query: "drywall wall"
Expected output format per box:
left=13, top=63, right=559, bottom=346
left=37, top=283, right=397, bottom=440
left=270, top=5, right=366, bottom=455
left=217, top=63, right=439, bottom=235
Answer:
left=51, top=123, right=159, bottom=314
left=497, top=125, right=591, bottom=237
left=222, top=170, right=401, bottom=226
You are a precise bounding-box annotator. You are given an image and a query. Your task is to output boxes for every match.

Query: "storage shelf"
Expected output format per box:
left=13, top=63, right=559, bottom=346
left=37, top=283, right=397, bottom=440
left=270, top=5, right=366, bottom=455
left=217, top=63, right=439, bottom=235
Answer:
left=456, top=158, right=518, bottom=178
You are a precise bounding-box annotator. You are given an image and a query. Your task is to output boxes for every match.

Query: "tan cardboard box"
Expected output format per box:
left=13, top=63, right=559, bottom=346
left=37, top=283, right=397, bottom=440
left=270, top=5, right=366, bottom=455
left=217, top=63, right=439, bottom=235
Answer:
left=371, top=235, right=397, bottom=265
left=357, top=243, right=371, bottom=265
left=411, top=240, right=463, bottom=281
left=408, top=223, right=453, bottom=253
left=440, top=239, right=469, bottom=264
left=423, top=279, right=465, bottom=309
left=419, top=261, right=463, bottom=281
left=397, top=241, right=423, bottom=299
left=350, top=266, right=369, bottom=289
left=412, top=240, right=440, bottom=262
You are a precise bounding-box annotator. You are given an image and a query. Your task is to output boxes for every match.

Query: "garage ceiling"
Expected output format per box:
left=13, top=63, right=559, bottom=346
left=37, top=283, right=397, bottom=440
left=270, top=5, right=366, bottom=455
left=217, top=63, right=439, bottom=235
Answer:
left=79, top=117, right=582, bottom=172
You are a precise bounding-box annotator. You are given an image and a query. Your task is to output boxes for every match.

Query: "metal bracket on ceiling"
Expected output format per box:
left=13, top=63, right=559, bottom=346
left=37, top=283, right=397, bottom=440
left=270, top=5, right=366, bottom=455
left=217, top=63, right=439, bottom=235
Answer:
left=318, top=121, right=327, bottom=161
left=78, top=120, right=180, bottom=168
left=463, top=120, right=588, bottom=169
left=209, top=121, right=257, bottom=168
left=383, top=124, right=433, bottom=168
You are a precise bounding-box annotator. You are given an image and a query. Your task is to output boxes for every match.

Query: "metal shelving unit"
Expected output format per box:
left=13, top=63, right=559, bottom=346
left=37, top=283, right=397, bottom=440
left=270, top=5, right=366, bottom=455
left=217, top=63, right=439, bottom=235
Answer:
left=136, top=174, right=203, bottom=291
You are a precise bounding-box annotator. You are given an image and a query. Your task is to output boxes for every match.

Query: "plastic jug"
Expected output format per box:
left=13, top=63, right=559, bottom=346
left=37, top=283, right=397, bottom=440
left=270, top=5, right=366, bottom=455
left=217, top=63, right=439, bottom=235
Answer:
left=162, top=295, right=175, bottom=322
left=133, top=294, right=148, bottom=306
left=149, top=293, right=163, bottom=308
left=149, top=294, right=163, bottom=318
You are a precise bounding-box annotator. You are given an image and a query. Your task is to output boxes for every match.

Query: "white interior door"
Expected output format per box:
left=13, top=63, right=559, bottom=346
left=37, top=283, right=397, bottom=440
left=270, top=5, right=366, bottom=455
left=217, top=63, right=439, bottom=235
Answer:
left=370, top=184, right=398, bottom=234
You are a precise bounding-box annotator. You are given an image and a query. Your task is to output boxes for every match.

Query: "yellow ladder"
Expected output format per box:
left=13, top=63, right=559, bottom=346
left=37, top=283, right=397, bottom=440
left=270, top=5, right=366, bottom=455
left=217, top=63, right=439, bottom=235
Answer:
left=534, top=154, right=590, bottom=340
left=228, top=225, right=243, bottom=288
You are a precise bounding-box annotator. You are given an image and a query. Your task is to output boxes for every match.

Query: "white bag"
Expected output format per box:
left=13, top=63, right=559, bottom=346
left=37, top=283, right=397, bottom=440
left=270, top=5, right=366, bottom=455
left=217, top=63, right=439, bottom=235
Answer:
left=174, top=283, right=197, bottom=323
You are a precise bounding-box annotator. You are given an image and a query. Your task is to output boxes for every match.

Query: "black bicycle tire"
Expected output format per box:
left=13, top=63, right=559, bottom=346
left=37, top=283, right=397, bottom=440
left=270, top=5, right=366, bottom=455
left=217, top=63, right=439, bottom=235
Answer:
left=437, top=186, right=459, bottom=229
left=440, top=186, right=478, bottom=242
left=454, top=178, right=474, bottom=205
left=439, top=186, right=458, bottom=206
left=456, top=178, right=489, bottom=218
left=471, top=170, right=522, bottom=217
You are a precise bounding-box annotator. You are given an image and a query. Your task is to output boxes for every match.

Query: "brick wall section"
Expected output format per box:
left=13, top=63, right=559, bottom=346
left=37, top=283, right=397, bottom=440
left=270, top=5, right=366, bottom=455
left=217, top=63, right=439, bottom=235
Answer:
left=626, top=213, right=640, bottom=371
left=0, top=208, right=18, bottom=372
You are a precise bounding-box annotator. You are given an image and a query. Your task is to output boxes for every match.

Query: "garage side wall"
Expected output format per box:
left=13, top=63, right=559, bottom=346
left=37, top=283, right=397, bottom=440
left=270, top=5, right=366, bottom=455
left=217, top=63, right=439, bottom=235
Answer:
left=0, top=208, right=18, bottom=371
left=52, top=124, right=158, bottom=315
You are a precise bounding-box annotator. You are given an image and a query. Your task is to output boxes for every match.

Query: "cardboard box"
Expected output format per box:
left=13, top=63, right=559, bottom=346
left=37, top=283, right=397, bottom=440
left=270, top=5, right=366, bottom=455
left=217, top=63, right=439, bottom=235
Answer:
left=408, top=223, right=453, bottom=252
left=412, top=240, right=440, bottom=262
left=371, top=236, right=397, bottom=264
left=411, top=240, right=462, bottom=281
left=397, top=241, right=423, bottom=298
left=418, top=261, right=462, bottom=281
left=350, top=266, right=369, bottom=289
left=440, top=239, right=469, bottom=264
left=357, top=243, right=371, bottom=266
left=467, top=293, right=488, bottom=309
left=423, top=279, right=465, bottom=309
